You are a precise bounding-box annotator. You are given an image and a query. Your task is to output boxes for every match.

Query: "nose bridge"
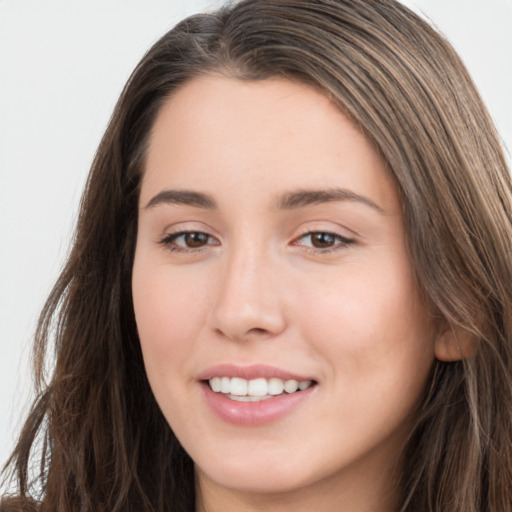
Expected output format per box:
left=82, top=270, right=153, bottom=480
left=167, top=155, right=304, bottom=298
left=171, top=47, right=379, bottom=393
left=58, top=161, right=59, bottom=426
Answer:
left=209, top=234, right=286, bottom=341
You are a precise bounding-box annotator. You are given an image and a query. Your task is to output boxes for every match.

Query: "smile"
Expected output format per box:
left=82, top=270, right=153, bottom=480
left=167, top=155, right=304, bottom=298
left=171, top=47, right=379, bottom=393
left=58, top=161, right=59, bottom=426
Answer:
left=198, top=365, right=318, bottom=425
left=208, top=377, right=314, bottom=401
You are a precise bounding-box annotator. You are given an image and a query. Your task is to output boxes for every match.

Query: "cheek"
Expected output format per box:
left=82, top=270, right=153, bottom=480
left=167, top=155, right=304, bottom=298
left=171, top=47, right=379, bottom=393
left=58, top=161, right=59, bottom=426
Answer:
left=291, top=261, right=435, bottom=455
left=293, top=255, right=435, bottom=386
left=132, top=256, right=211, bottom=380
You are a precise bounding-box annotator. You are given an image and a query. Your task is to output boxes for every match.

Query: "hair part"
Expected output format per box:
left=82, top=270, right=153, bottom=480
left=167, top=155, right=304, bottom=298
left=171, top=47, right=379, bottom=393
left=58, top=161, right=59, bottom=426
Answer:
left=2, top=1, right=512, bottom=511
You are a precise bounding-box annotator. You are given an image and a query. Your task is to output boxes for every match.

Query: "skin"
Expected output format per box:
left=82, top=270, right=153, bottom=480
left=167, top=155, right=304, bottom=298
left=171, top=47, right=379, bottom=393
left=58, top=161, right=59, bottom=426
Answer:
left=132, top=75, right=447, bottom=512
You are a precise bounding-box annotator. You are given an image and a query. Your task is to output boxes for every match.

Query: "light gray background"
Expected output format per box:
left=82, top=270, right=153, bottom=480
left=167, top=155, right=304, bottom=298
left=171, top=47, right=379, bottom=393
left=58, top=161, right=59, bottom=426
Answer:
left=1, top=0, right=511, bottom=469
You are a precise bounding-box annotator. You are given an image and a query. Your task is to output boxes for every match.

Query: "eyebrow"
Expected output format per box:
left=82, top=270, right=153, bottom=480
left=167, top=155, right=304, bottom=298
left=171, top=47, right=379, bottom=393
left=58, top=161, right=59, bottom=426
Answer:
left=145, top=187, right=385, bottom=214
left=145, top=190, right=216, bottom=209
left=277, top=188, right=385, bottom=214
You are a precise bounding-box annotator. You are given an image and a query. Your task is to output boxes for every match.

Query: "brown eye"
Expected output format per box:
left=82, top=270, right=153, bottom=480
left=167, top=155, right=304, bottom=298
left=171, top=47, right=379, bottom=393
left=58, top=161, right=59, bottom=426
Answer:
left=310, top=232, right=337, bottom=248
left=183, top=232, right=209, bottom=248
left=295, top=231, right=354, bottom=252
left=160, top=231, right=218, bottom=252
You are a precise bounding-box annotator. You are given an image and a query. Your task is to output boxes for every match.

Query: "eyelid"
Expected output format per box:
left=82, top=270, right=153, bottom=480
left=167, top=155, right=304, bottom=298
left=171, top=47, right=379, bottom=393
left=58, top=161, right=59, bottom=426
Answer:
left=294, top=231, right=354, bottom=245
left=291, top=226, right=356, bottom=254
left=155, top=222, right=356, bottom=255
left=157, top=220, right=221, bottom=241
left=158, top=228, right=220, bottom=253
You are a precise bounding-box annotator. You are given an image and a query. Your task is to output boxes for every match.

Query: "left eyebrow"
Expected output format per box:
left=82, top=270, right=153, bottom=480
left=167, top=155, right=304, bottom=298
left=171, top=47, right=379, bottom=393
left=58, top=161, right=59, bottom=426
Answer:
left=145, top=189, right=217, bottom=209
left=276, top=188, right=385, bottom=214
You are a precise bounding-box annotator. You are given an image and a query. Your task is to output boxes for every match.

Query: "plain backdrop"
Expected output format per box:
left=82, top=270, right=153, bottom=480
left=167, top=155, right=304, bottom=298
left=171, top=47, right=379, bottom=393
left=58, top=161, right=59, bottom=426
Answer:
left=1, top=0, right=511, bottom=470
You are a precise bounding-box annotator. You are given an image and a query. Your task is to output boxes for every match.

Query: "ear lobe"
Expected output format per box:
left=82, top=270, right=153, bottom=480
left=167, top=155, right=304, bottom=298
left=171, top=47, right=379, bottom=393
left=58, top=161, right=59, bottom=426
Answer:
left=434, top=324, right=478, bottom=361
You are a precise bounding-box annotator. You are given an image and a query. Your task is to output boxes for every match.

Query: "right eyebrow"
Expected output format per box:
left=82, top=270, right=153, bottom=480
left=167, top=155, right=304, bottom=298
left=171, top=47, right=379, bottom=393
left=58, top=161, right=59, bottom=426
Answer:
left=276, top=187, right=386, bottom=214
left=144, top=189, right=217, bottom=209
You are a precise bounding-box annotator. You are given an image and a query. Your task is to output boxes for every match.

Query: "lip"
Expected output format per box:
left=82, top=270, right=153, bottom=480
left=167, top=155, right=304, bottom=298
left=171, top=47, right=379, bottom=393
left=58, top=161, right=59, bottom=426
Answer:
left=201, top=383, right=316, bottom=426
left=197, top=363, right=316, bottom=382
left=198, top=364, right=317, bottom=426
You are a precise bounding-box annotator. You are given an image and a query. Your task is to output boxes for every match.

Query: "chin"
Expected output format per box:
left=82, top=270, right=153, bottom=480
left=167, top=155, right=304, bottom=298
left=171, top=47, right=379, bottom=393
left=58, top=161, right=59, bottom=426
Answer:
left=195, top=451, right=319, bottom=495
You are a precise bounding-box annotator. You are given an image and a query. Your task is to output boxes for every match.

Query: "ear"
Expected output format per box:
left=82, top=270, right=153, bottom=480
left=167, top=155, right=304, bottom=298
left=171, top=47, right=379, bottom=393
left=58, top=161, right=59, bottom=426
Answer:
left=434, top=323, right=478, bottom=361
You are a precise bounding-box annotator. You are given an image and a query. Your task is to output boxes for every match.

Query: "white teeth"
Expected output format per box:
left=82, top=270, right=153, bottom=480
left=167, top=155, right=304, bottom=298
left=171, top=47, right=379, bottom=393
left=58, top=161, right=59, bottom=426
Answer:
left=228, top=394, right=273, bottom=402
left=248, top=378, right=268, bottom=397
left=268, top=377, right=284, bottom=395
left=230, top=377, right=247, bottom=396
left=221, top=377, right=230, bottom=394
left=208, top=376, right=314, bottom=398
left=210, top=376, right=222, bottom=392
left=299, top=380, right=312, bottom=391
left=284, top=379, right=299, bottom=393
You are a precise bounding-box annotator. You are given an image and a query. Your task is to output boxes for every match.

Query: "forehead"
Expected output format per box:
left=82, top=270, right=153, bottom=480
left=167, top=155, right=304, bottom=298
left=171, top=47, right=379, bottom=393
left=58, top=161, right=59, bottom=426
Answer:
left=142, top=75, right=399, bottom=214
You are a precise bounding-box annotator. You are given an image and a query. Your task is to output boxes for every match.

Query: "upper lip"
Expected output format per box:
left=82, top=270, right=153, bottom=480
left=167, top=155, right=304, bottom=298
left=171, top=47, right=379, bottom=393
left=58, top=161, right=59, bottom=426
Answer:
left=197, top=363, right=316, bottom=382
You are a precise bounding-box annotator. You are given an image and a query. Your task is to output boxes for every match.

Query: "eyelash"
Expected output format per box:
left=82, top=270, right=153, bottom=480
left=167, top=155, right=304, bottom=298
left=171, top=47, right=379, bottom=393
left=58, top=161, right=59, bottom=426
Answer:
left=158, top=229, right=355, bottom=255
left=158, top=231, right=219, bottom=253
left=293, top=231, right=355, bottom=254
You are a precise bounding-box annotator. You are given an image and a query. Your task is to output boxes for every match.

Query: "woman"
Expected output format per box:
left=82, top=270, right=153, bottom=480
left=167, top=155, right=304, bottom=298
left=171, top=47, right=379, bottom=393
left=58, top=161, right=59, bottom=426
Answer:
left=2, top=0, right=512, bottom=510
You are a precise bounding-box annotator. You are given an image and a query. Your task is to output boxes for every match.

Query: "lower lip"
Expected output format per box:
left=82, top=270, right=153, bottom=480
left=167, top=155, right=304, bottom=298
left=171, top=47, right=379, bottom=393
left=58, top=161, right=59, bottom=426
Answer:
left=201, top=382, right=315, bottom=426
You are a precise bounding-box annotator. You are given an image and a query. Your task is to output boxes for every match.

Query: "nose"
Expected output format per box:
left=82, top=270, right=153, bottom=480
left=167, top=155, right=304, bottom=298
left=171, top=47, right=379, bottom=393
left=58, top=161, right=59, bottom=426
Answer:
left=207, top=244, right=287, bottom=342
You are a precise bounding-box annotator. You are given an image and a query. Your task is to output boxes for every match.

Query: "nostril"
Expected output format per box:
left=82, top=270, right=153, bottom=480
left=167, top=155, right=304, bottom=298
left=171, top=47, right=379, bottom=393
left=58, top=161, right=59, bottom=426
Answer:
left=247, top=327, right=268, bottom=335
left=213, top=325, right=276, bottom=342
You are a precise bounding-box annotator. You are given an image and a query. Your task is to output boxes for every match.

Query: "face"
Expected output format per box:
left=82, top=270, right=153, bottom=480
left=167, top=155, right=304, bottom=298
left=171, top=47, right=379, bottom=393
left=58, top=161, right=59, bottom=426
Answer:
left=133, top=76, right=438, bottom=506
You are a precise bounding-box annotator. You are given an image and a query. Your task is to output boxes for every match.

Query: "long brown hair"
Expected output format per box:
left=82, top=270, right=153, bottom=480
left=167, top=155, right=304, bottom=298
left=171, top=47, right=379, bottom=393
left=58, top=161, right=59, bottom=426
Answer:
left=2, top=1, right=512, bottom=510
